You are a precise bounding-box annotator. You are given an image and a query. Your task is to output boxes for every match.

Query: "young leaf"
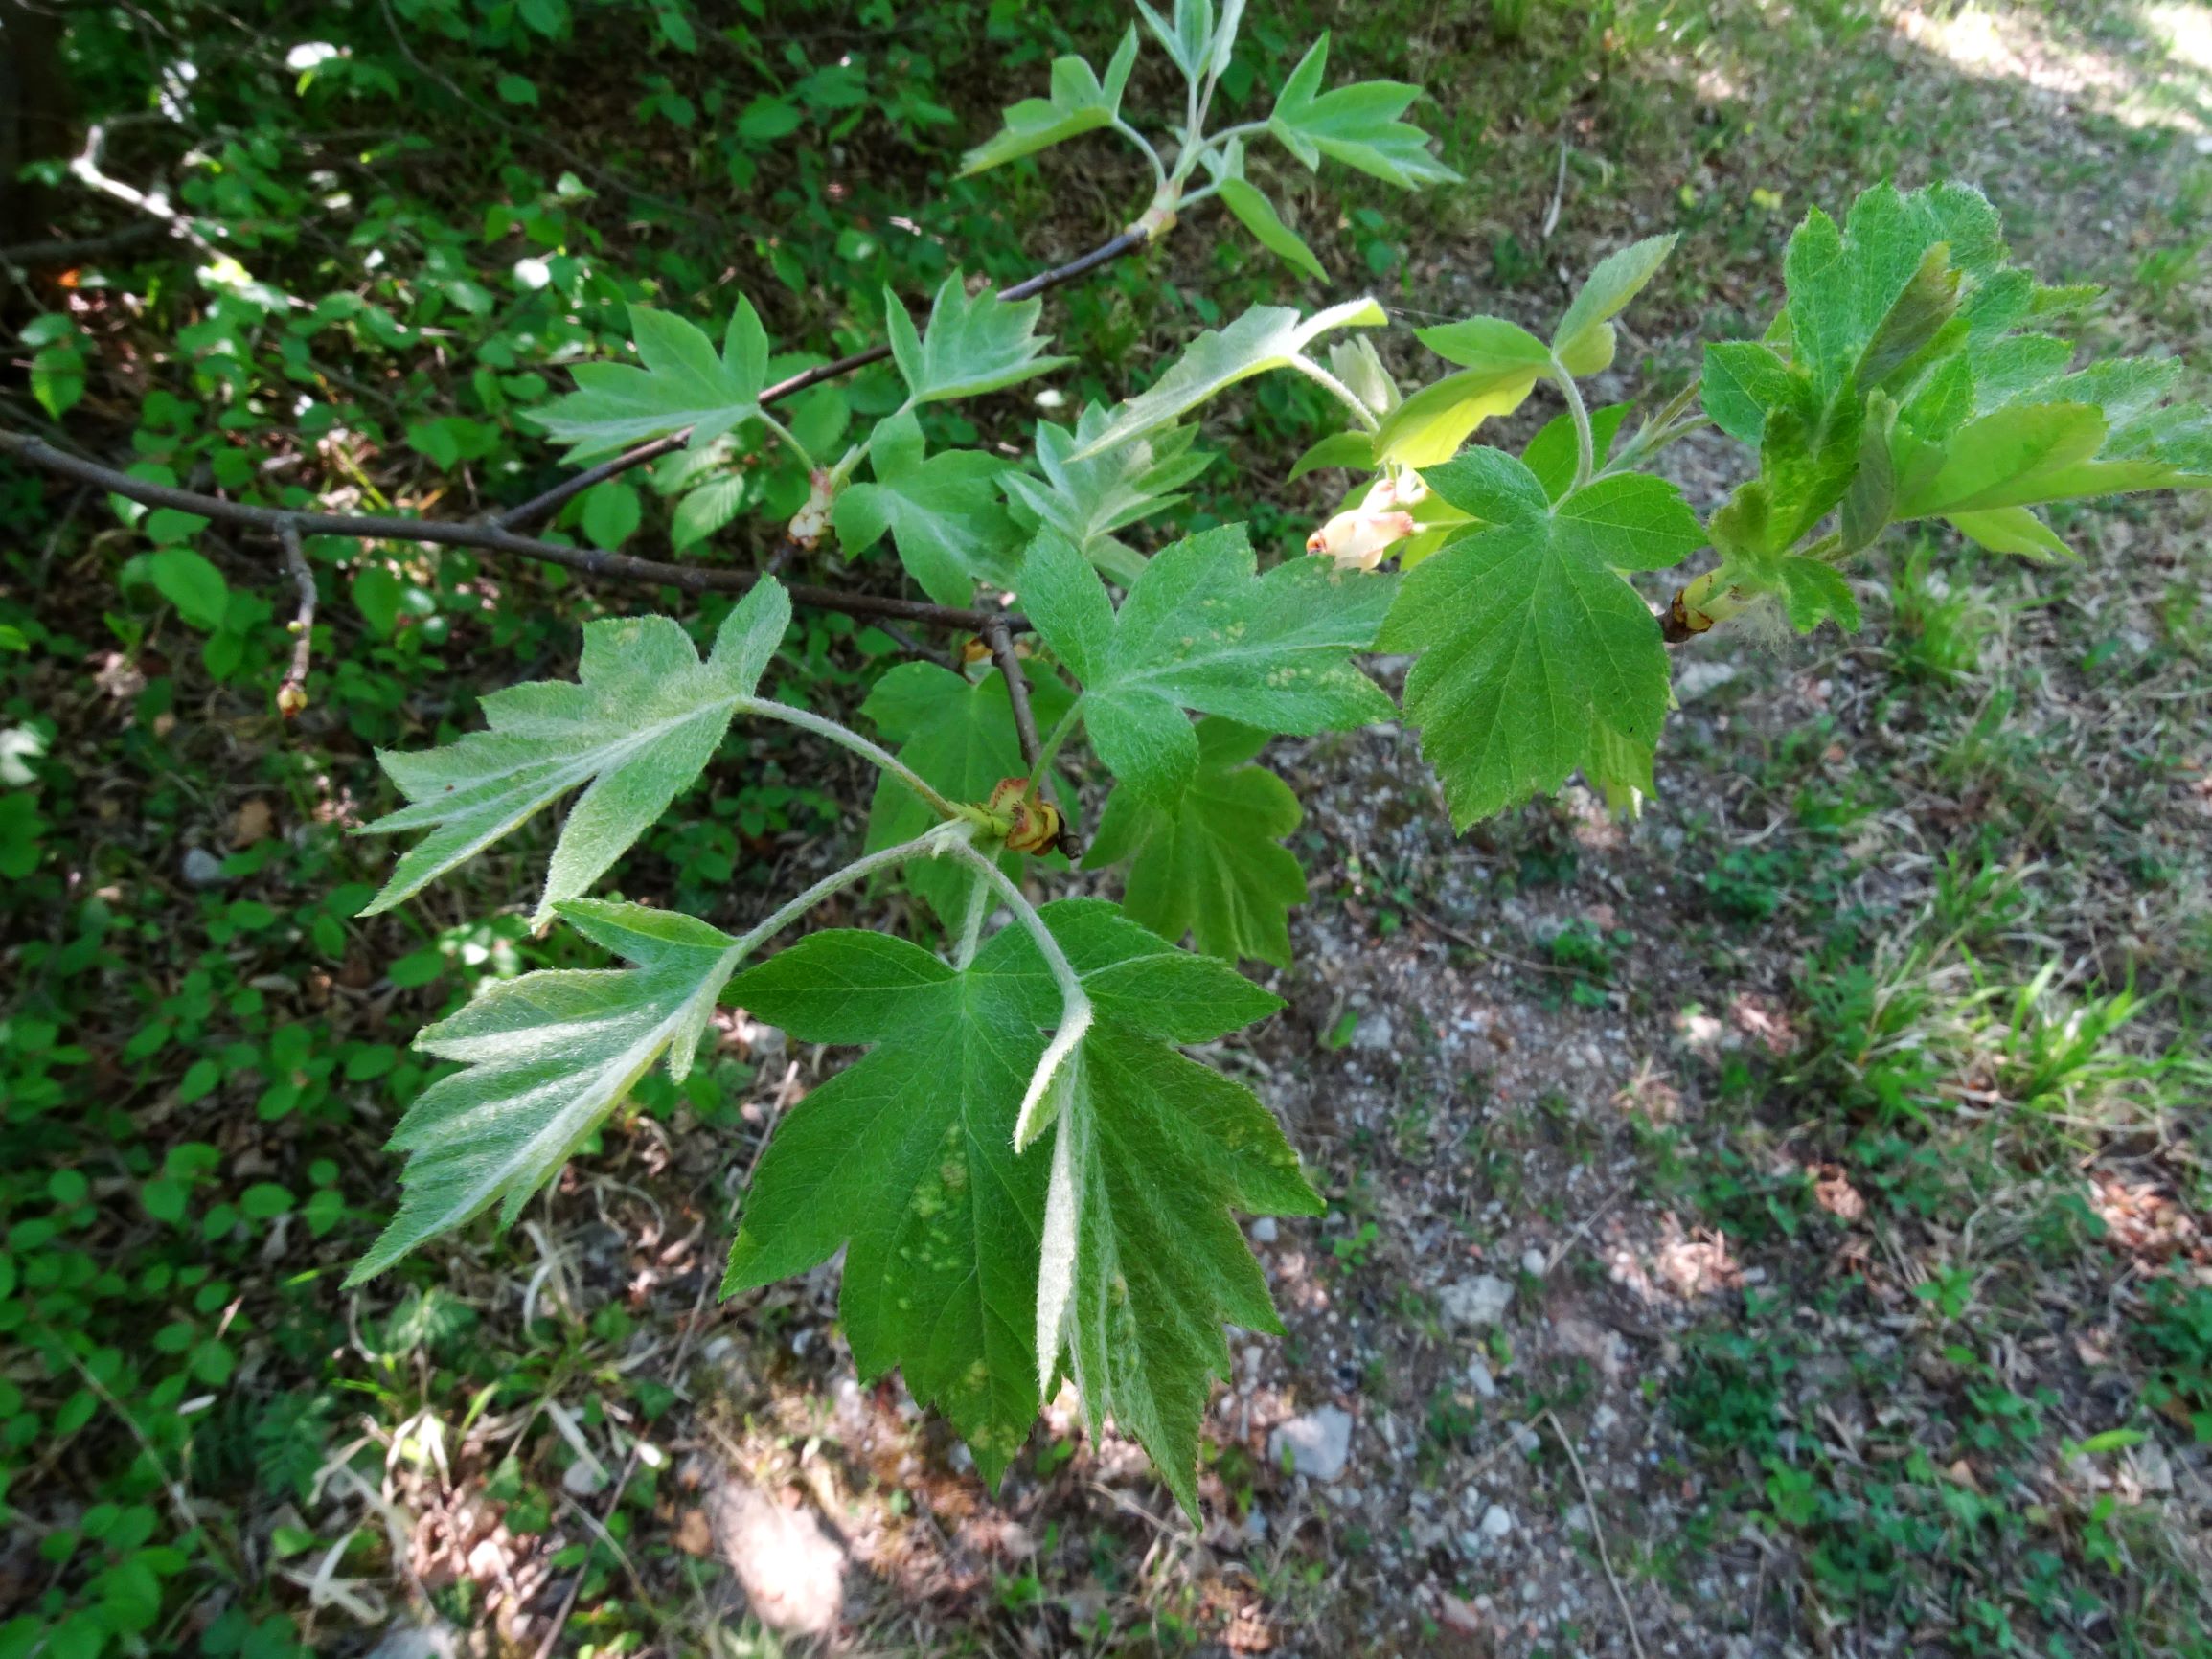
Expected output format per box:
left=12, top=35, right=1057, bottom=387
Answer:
left=886, top=272, right=1071, bottom=405
left=999, top=403, right=1213, bottom=585
left=1216, top=177, right=1327, bottom=281
left=1775, top=557, right=1860, bottom=632
left=1288, top=429, right=1376, bottom=481
left=1028, top=900, right=1319, bottom=1519
left=1266, top=33, right=1459, bottom=190
left=1084, top=718, right=1306, bottom=968
left=530, top=298, right=770, bottom=463
left=1372, top=361, right=1544, bottom=468
left=1380, top=452, right=1701, bottom=827
left=348, top=901, right=743, bottom=1283
left=1552, top=234, right=1676, bottom=378
left=1020, top=525, right=1396, bottom=806
left=832, top=409, right=1019, bottom=605
left=860, top=662, right=1073, bottom=926
left=1072, top=297, right=1387, bottom=461
left=1700, top=341, right=1794, bottom=447
left=721, top=926, right=1055, bottom=1485
left=1415, top=315, right=1551, bottom=374
left=360, top=580, right=790, bottom=923
left=960, top=28, right=1139, bottom=175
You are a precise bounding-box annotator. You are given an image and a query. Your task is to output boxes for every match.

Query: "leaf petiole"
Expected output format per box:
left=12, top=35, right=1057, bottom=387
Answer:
left=1552, top=361, right=1597, bottom=491
left=944, top=837, right=1092, bottom=1152
left=1288, top=356, right=1382, bottom=432
left=738, top=696, right=961, bottom=821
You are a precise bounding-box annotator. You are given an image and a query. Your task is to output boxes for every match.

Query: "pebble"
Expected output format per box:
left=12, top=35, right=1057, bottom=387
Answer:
left=1480, top=1503, right=1515, bottom=1539
left=1439, top=1274, right=1515, bottom=1329
left=181, top=847, right=228, bottom=886
left=1248, top=1216, right=1278, bottom=1244
left=1520, top=1246, right=1548, bottom=1277
left=1467, top=1355, right=1498, bottom=1398
left=1268, top=1405, right=1353, bottom=1482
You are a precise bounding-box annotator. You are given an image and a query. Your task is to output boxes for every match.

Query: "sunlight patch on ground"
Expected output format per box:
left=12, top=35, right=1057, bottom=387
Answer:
left=1892, top=0, right=2212, bottom=134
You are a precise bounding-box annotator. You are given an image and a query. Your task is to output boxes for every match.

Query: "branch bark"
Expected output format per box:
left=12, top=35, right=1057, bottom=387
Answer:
left=0, top=430, right=1022, bottom=634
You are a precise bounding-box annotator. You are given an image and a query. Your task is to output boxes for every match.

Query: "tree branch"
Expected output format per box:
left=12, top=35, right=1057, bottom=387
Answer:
left=275, top=518, right=315, bottom=717
left=0, top=430, right=1023, bottom=634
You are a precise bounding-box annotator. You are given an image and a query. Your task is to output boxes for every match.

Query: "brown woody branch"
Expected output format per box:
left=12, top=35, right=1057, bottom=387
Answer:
left=0, top=431, right=1020, bottom=634
left=275, top=518, right=315, bottom=716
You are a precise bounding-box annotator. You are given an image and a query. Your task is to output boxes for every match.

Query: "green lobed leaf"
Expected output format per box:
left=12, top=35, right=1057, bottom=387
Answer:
left=726, top=897, right=1310, bottom=1499
left=359, top=580, right=791, bottom=923
left=1084, top=718, right=1306, bottom=968
left=1028, top=901, right=1318, bottom=1520
left=886, top=271, right=1072, bottom=405
left=832, top=410, right=1020, bottom=606
left=348, top=901, right=744, bottom=1283
left=1020, top=525, right=1397, bottom=807
left=529, top=298, right=770, bottom=463
left=721, top=925, right=1053, bottom=1485
left=1382, top=451, right=1701, bottom=827
left=960, top=28, right=1139, bottom=175
left=1071, top=298, right=1388, bottom=463
left=1266, top=32, right=1459, bottom=190
left=999, top=403, right=1213, bottom=585
left=860, top=662, right=1073, bottom=926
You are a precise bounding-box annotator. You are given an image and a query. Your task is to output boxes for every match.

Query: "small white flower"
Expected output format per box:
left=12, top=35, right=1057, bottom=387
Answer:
left=1307, top=475, right=1423, bottom=572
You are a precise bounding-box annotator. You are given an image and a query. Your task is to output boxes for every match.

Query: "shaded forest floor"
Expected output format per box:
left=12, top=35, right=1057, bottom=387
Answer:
left=6, top=2, right=2212, bottom=1657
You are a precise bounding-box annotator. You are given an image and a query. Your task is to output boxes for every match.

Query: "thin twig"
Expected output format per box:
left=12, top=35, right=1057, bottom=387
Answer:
left=1543, top=1409, right=1650, bottom=1659
left=984, top=618, right=1043, bottom=770
left=490, top=226, right=1154, bottom=532
left=983, top=616, right=1079, bottom=859
left=276, top=517, right=315, bottom=717
left=0, top=431, right=1018, bottom=634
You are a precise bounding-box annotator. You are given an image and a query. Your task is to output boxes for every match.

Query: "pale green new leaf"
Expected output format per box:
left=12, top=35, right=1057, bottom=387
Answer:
left=1266, top=32, right=1459, bottom=190
left=1217, top=177, right=1327, bottom=281
left=1071, top=298, right=1387, bottom=462
left=1288, top=429, right=1375, bottom=481
left=960, top=28, right=1139, bottom=175
left=360, top=580, right=790, bottom=923
left=1028, top=900, right=1318, bottom=1519
left=720, top=926, right=1053, bottom=1486
left=1775, top=557, right=1860, bottom=633
left=832, top=409, right=1020, bottom=605
left=349, top=901, right=743, bottom=1282
left=886, top=271, right=1072, bottom=404
left=1381, top=450, right=1700, bottom=827
left=1020, top=526, right=1396, bottom=806
left=1369, top=315, right=1554, bottom=468
left=1084, top=718, right=1305, bottom=968
left=861, top=662, right=1073, bottom=925
left=1552, top=235, right=1676, bottom=378
left=531, top=299, right=769, bottom=463
left=999, top=403, right=1213, bottom=584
